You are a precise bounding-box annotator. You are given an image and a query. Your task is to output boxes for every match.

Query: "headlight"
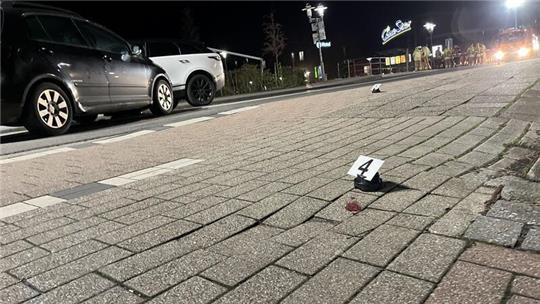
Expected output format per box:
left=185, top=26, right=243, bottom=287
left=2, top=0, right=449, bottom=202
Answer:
left=495, top=51, right=504, bottom=60
left=518, top=47, right=529, bottom=57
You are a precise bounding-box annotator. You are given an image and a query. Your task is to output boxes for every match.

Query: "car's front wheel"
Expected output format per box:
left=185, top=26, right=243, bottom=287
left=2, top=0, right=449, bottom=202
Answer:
left=24, top=83, right=73, bottom=136
left=186, top=74, right=216, bottom=106
left=150, top=79, right=174, bottom=116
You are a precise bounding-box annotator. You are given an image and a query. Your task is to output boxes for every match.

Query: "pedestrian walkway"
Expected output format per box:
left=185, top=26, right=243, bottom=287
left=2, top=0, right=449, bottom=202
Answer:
left=1, top=59, right=539, bottom=303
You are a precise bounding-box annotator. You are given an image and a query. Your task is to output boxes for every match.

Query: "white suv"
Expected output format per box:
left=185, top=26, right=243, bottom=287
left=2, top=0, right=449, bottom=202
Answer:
left=139, top=40, right=225, bottom=106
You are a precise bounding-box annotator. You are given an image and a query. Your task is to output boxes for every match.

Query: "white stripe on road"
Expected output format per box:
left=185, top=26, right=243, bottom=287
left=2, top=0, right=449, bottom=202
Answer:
left=0, top=195, right=66, bottom=219
left=0, top=130, right=28, bottom=137
left=0, top=203, right=38, bottom=219
left=0, top=147, right=75, bottom=165
left=98, top=158, right=203, bottom=186
left=218, top=106, right=260, bottom=115
left=24, top=195, right=66, bottom=208
left=93, top=130, right=155, bottom=144
left=164, top=116, right=214, bottom=127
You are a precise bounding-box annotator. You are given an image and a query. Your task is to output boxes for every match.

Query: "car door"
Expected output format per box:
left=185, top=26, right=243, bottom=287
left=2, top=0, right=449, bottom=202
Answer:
left=28, top=15, right=109, bottom=108
left=74, top=20, right=150, bottom=106
left=146, top=41, right=185, bottom=90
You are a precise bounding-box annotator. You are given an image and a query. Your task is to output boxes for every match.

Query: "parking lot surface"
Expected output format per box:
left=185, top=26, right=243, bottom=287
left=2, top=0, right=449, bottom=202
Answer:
left=1, top=59, right=539, bottom=303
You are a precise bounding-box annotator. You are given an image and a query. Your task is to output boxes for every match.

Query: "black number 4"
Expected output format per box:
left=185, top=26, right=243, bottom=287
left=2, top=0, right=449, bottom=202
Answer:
left=357, top=160, right=373, bottom=177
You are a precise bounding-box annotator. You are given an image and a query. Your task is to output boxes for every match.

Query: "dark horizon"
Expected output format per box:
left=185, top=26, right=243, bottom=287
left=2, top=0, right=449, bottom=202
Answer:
left=40, top=1, right=540, bottom=77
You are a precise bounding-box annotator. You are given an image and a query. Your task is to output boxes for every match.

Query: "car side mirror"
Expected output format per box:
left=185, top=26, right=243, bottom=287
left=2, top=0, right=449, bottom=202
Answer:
left=132, top=45, right=142, bottom=56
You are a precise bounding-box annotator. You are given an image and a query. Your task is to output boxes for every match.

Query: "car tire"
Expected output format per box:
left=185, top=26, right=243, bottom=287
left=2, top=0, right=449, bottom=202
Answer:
left=75, top=114, right=98, bottom=125
left=24, top=82, right=73, bottom=136
left=150, top=79, right=174, bottom=116
left=186, top=74, right=215, bottom=106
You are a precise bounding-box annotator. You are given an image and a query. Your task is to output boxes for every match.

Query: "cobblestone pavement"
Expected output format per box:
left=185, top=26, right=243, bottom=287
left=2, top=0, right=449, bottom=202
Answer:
left=1, top=59, right=539, bottom=303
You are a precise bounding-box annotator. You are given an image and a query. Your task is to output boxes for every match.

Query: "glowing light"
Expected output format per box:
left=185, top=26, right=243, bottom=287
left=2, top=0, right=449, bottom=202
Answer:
left=423, top=22, right=436, bottom=33
left=506, top=0, right=525, bottom=9
left=518, top=47, right=529, bottom=57
left=495, top=51, right=505, bottom=60
left=315, top=4, right=327, bottom=17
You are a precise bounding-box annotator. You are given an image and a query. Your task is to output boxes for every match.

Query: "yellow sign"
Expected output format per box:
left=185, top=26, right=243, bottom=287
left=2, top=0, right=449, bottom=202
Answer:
left=385, top=57, right=390, bottom=66
left=401, top=55, right=406, bottom=63
left=396, top=56, right=401, bottom=64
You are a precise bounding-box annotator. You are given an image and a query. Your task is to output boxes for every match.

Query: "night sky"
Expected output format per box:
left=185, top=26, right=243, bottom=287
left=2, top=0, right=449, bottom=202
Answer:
left=43, top=1, right=540, bottom=77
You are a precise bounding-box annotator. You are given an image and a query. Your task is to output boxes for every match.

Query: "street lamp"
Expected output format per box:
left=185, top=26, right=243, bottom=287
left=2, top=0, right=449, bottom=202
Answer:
left=303, top=3, right=328, bottom=81
left=423, top=22, right=436, bottom=49
left=506, top=0, right=524, bottom=28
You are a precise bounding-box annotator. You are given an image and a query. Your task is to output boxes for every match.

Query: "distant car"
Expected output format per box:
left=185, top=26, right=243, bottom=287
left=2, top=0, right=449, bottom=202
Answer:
left=136, top=39, right=225, bottom=106
left=1, top=2, right=174, bottom=136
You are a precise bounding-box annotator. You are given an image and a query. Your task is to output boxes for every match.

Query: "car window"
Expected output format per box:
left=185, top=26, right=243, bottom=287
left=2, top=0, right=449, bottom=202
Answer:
left=35, top=15, right=87, bottom=47
left=178, top=43, right=208, bottom=54
left=75, top=20, right=129, bottom=54
left=24, top=16, right=48, bottom=41
left=148, top=42, right=180, bottom=57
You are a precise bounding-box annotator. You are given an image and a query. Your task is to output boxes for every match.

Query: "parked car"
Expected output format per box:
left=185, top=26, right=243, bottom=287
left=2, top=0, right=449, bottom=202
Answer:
left=1, top=2, right=174, bottom=136
left=135, top=39, right=225, bottom=106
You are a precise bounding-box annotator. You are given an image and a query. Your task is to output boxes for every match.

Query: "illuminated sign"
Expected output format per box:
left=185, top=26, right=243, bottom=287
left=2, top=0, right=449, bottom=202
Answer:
left=316, top=41, right=332, bottom=48
left=381, top=20, right=412, bottom=45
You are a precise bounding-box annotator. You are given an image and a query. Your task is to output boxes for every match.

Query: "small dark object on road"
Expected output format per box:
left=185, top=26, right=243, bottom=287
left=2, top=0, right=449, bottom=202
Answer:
left=345, top=197, right=362, bottom=214
left=354, top=173, right=383, bottom=192
left=371, top=84, right=382, bottom=93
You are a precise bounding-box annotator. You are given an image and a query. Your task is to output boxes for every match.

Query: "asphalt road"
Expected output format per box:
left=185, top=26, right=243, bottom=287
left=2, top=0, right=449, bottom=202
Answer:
left=0, top=68, right=467, bottom=156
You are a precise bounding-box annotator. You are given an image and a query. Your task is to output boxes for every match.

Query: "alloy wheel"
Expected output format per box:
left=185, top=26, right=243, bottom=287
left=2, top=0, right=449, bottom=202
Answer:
left=190, top=77, right=213, bottom=103
left=157, top=83, right=173, bottom=111
left=36, top=89, right=69, bottom=129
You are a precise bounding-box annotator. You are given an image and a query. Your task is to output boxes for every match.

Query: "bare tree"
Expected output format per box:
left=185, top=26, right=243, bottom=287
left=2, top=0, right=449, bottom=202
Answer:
left=262, top=12, right=286, bottom=81
left=179, top=8, right=200, bottom=42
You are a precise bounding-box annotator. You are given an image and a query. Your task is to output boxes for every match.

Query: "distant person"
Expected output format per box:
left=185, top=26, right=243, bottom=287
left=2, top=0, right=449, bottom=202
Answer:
left=454, top=45, right=463, bottom=66
left=422, top=46, right=432, bottom=70
left=435, top=48, right=443, bottom=68
left=467, top=44, right=476, bottom=66
left=478, top=43, right=487, bottom=64
left=413, top=46, right=423, bottom=71
left=443, top=47, right=453, bottom=68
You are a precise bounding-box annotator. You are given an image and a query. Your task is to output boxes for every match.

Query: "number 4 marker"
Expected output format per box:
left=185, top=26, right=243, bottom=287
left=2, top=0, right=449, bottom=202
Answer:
left=347, top=156, right=384, bottom=181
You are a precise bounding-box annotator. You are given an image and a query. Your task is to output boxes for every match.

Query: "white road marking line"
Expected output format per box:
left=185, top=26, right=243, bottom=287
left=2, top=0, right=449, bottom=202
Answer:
left=204, top=91, right=309, bottom=109
left=0, top=130, right=28, bottom=137
left=98, top=177, right=136, bottom=186
left=218, top=105, right=260, bottom=115
left=164, top=116, right=214, bottom=127
left=156, top=158, right=203, bottom=169
left=93, top=130, right=155, bottom=144
left=0, top=147, right=75, bottom=165
left=25, top=195, right=66, bottom=208
left=0, top=203, right=37, bottom=219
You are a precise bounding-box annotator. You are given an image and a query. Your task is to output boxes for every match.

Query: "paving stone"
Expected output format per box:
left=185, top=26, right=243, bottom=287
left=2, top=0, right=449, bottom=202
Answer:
left=368, top=189, right=425, bottom=212
left=512, top=276, right=540, bottom=300
left=118, top=219, right=201, bottom=252
left=96, top=215, right=174, bottom=245
left=315, top=192, right=378, bottom=222
left=307, top=179, right=353, bottom=201
left=212, top=265, right=306, bottom=304
left=125, top=249, right=223, bottom=297
left=41, top=220, right=125, bottom=252
left=459, top=243, right=540, bottom=277
left=429, top=209, right=478, bottom=237
left=388, top=233, right=466, bottom=282
left=432, top=177, right=483, bottom=198
left=27, top=246, right=131, bottom=292
left=0, top=272, right=18, bottom=289
left=487, top=200, right=540, bottom=225
left=237, top=182, right=291, bottom=202
left=273, top=219, right=335, bottom=247
left=349, top=271, right=433, bottom=304
left=402, top=171, right=450, bottom=192
left=333, top=209, right=395, bottom=236
left=0, top=240, right=33, bottom=257
left=114, top=201, right=181, bottom=225
left=26, top=273, right=115, bottom=304
left=185, top=199, right=251, bottom=225
left=216, top=180, right=269, bottom=198
left=97, top=197, right=166, bottom=220
left=26, top=217, right=107, bottom=245
left=82, top=286, right=144, bottom=304
left=202, top=241, right=292, bottom=286
left=101, top=215, right=255, bottom=282
left=0, top=217, right=74, bottom=244
left=0, top=246, right=49, bottom=272
left=458, top=151, right=498, bottom=166
left=486, top=176, right=540, bottom=202
left=507, top=295, right=540, bottom=304
left=279, top=169, right=325, bottom=184
left=167, top=196, right=228, bottom=218
left=147, top=276, right=226, bottom=304
left=281, top=258, right=380, bottom=304
left=10, top=240, right=107, bottom=280
left=522, top=228, right=540, bottom=251
left=425, top=261, right=512, bottom=304
left=404, top=195, right=459, bottom=217
left=276, top=231, right=357, bottom=275
left=264, top=196, right=328, bottom=229
left=237, top=192, right=300, bottom=220
left=208, top=225, right=283, bottom=257
left=0, top=283, right=39, bottom=304
left=385, top=163, right=430, bottom=179
left=464, top=215, right=523, bottom=247
left=343, top=224, right=420, bottom=267
left=387, top=213, right=435, bottom=231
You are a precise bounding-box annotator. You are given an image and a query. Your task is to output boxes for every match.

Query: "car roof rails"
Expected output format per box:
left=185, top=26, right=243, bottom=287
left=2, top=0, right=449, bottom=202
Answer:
left=5, top=1, right=81, bottom=17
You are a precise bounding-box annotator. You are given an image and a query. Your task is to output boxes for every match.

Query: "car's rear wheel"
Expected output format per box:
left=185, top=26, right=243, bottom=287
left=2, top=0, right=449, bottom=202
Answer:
left=150, top=79, right=174, bottom=116
left=186, top=74, right=215, bottom=106
left=24, top=83, right=73, bottom=136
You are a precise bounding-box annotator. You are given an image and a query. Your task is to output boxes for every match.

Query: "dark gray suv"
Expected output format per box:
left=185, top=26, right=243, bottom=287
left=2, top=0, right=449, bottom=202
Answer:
left=1, top=2, right=174, bottom=136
